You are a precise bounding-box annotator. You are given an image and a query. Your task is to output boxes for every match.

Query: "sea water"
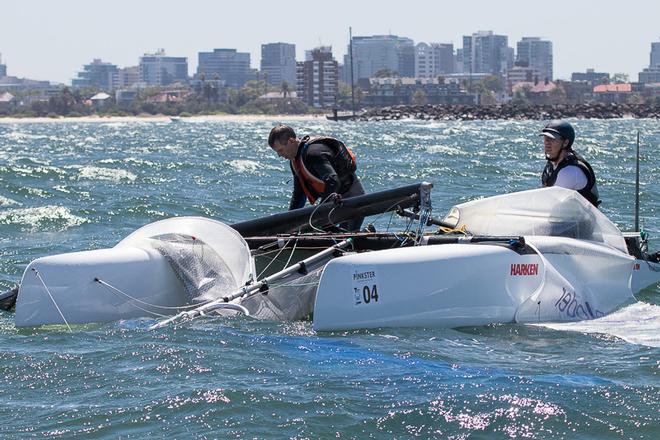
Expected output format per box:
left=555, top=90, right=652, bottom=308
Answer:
left=0, top=118, right=658, bottom=438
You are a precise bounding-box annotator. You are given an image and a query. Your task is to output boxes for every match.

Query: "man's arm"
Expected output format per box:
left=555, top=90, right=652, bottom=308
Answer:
left=305, top=144, right=341, bottom=201
left=555, top=165, right=588, bottom=190
left=289, top=165, right=307, bottom=210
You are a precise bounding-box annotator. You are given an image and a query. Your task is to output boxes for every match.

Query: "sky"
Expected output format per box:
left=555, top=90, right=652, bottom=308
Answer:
left=1, top=0, right=658, bottom=84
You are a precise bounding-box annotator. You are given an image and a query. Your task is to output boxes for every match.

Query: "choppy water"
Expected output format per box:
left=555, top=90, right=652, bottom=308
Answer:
left=0, top=117, right=658, bottom=438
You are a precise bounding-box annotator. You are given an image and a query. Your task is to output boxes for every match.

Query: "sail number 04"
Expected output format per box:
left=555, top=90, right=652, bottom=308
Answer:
left=361, top=284, right=379, bottom=304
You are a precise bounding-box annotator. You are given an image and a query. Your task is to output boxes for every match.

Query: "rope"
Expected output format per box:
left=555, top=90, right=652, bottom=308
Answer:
left=307, top=194, right=336, bottom=233
left=256, top=238, right=292, bottom=278
left=283, top=238, right=300, bottom=269
left=349, top=196, right=417, bottom=234
left=95, top=277, right=206, bottom=314
left=32, top=268, right=72, bottom=331
left=436, top=224, right=468, bottom=235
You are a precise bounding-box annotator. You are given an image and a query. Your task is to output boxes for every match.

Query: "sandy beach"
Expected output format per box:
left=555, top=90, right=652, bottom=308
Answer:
left=0, top=114, right=324, bottom=124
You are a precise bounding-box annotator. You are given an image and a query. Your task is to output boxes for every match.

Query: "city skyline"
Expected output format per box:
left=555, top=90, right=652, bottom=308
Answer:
left=0, top=0, right=658, bottom=84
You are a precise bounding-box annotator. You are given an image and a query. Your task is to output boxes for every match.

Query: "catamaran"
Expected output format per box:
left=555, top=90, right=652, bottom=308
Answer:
left=2, top=183, right=659, bottom=331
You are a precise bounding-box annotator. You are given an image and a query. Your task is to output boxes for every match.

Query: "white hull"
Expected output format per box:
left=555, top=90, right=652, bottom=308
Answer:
left=314, top=243, right=534, bottom=330
left=16, top=247, right=188, bottom=326
left=313, top=236, right=638, bottom=331
left=632, top=259, right=660, bottom=294
left=15, top=217, right=254, bottom=327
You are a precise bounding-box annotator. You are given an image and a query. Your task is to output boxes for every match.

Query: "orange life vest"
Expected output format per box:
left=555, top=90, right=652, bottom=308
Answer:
left=290, top=136, right=357, bottom=204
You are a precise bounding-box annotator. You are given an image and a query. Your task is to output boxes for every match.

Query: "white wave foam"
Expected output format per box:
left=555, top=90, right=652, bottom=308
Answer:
left=4, top=131, right=49, bottom=141
left=228, top=159, right=277, bottom=173
left=426, top=144, right=462, bottom=155
left=534, top=301, right=660, bottom=347
left=0, top=205, right=88, bottom=230
left=75, top=165, right=137, bottom=182
left=0, top=195, right=19, bottom=206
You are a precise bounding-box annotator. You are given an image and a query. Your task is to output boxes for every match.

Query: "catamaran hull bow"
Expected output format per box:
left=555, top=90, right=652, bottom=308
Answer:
left=313, top=236, right=637, bottom=331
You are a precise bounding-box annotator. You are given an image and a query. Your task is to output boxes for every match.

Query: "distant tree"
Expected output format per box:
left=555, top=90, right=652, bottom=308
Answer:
left=612, top=73, right=629, bottom=84
left=281, top=80, right=290, bottom=99
left=411, top=90, right=427, bottom=105
left=202, top=81, right=219, bottom=104
left=481, top=75, right=503, bottom=93
left=479, top=90, right=497, bottom=105
left=374, top=69, right=398, bottom=78
left=336, top=82, right=354, bottom=109
left=512, top=84, right=532, bottom=105
left=436, top=75, right=445, bottom=85
left=548, top=84, right=568, bottom=105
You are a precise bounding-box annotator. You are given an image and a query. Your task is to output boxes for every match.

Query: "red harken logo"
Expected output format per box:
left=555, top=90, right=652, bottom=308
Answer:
left=510, top=263, right=539, bottom=276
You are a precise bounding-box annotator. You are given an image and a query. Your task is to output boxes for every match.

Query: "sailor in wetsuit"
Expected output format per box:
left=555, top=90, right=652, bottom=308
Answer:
left=540, top=120, right=601, bottom=207
left=268, top=124, right=366, bottom=231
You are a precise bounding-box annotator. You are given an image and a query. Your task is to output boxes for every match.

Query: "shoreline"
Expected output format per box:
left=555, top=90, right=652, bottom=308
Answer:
left=0, top=114, right=325, bottom=124
left=1, top=102, right=658, bottom=124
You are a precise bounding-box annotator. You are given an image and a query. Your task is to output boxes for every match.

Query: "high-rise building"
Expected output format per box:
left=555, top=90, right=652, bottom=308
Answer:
left=638, top=40, right=660, bottom=83
left=455, top=49, right=464, bottom=73
left=415, top=43, right=455, bottom=78
left=0, top=53, right=6, bottom=77
left=506, top=65, right=541, bottom=87
left=638, top=67, right=660, bottom=83
left=72, top=59, right=118, bottom=90
left=196, top=48, right=257, bottom=88
left=139, top=49, right=188, bottom=86
left=343, top=35, right=415, bottom=81
left=118, top=66, right=140, bottom=89
left=260, top=42, right=296, bottom=87
left=462, top=31, right=511, bottom=76
left=297, top=46, right=338, bottom=108
left=651, top=40, right=660, bottom=67
left=516, top=37, right=553, bottom=81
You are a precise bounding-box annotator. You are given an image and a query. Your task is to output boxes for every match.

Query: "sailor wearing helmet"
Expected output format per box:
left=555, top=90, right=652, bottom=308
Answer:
left=540, top=120, right=600, bottom=207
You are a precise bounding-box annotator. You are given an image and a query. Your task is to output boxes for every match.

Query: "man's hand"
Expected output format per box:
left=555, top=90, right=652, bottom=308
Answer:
left=330, top=192, right=342, bottom=204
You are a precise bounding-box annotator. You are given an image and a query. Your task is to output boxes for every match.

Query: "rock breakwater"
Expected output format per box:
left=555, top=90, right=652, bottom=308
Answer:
left=355, top=103, right=659, bottom=121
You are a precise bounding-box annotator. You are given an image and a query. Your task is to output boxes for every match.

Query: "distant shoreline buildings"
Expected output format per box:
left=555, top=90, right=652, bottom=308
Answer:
left=1, top=37, right=659, bottom=110
left=0, top=54, right=6, bottom=78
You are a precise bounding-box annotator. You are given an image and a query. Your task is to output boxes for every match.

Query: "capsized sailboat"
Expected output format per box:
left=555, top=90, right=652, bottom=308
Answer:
left=4, top=184, right=660, bottom=330
left=9, top=183, right=427, bottom=327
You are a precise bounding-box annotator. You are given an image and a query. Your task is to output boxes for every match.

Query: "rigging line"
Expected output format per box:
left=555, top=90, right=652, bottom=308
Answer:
left=392, top=214, right=415, bottom=243
left=386, top=210, right=395, bottom=232
left=326, top=204, right=345, bottom=238
left=256, top=244, right=331, bottom=256
left=31, top=268, right=72, bottom=332
left=307, top=194, right=336, bottom=233
left=362, top=196, right=418, bottom=228
left=282, top=237, right=299, bottom=270
left=415, top=208, right=432, bottom=245
left=95, top=278, right=206, bottom=313
left=255, top=240, right=284, bottom=253
left=268, top=279, right=322, bottom=289
left=257, top=237, right=293, bottom=279
left=96, top=280, right=171, bottom=318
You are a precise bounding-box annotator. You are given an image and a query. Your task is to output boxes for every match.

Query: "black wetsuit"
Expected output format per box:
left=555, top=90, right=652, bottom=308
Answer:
left=289, top=138, right=365, bottom=231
